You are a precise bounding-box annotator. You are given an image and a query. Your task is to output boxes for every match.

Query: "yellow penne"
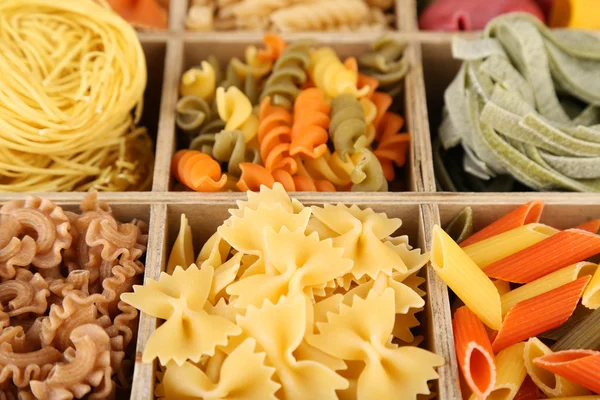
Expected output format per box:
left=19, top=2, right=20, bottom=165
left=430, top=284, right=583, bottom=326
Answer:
left=523, top=337, right=591, bottom=398
left=494, top=279, right=512, bottom=295
left=431, top=225, right=502, bottom=330
left=501, top=262, right=597, bottom=316
left=469, top=342, right=527, bottom=400
left=582, top=265, right=600, bottom=309
left=463, top=223, right=559, bottom=268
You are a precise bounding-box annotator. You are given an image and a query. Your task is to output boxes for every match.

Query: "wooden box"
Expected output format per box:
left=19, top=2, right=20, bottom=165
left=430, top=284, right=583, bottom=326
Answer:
left=4, top=0, right=600, bottom=399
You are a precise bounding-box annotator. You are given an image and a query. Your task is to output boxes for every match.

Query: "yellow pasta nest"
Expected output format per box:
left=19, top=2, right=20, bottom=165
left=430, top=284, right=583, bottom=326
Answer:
left=122, top=184, right=444, bottom=400
left=0, top=0, right=153, bottom=192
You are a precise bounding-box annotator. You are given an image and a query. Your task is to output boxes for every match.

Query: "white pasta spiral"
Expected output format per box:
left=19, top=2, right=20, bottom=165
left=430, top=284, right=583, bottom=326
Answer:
left=270, top=0, right=369, bottom=32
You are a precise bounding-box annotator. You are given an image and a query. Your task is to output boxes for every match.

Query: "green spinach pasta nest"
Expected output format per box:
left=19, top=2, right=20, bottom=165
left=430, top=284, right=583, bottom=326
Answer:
left=438, top=13, right=600, bottom=192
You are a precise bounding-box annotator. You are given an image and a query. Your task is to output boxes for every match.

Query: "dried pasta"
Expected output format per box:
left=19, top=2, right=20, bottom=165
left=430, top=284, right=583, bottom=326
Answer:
left=358, top=37, right=408, bottom=97
left=186, top=0, right=396, bottom=32
left=437, top=14, right=600, bottom=192
left=440, top=202, right=600, bottom=399
left=0, top=193, right=147, bottom=397
left=172, top=35, right=409, bottom=192
left=0, top=0, right=153, bottom=192
left=125, top=184, right=443, bottom=399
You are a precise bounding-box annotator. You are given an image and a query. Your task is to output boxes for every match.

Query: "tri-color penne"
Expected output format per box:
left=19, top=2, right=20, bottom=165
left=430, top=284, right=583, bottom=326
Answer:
left=459, top=200, right=543, bottom=247
left=437, top=201, right=600, bottom=399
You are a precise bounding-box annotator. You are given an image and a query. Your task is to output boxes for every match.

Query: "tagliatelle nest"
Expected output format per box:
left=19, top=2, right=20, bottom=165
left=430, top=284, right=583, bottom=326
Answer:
left=0, top=193, right=147, bottom=398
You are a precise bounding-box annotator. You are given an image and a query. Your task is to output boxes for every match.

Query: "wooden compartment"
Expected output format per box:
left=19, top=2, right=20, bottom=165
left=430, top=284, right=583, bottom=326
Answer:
left=152, top=34, right=431, bottom=194
left=433, top=197, right=600, bottom=398
left=130, top=198, right=459, bottom=399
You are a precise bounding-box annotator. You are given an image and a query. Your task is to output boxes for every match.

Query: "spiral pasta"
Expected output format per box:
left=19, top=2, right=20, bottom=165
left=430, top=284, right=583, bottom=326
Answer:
left=172, top=35, right=411, bottom=193
left=310, top=48, right=370, bottom=99
left=261, top=40, right=312, bottom=109
left=290, top=88, right=330, bottom=158
left=216, top=86, right=259, bottom=142
left=212, top=130, right=261, bottom=177
left=358, top=37, right=408, bottom=97
left=180, top=62, right=216, bottom=102
left=330, top=94, right=368, bottom=160
left=257, top=97, right=297, bottom=174
left=171, top=150, right=228, bottom=192
left=0, top=0, right=153, bottom=192
left=238, top=163, right=335, bottom=192
left=374, top=112, right=410, bottom=181
left=271, top=0, right=370, bottom=32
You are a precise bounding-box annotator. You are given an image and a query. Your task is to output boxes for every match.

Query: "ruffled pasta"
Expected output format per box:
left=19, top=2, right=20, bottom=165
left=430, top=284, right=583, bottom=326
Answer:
left=213, top=130, right=261, bottom=177
left=373, top=112, right=410, bottom=181
left=358, top=37, right=408, bottom=97
left=237, top=163, right=336, bottom=192
left=351, top=148, right=389, bottom=192
left=258, top=97, right=297, bottom=173
left=0, top=194, right=146, bottom=397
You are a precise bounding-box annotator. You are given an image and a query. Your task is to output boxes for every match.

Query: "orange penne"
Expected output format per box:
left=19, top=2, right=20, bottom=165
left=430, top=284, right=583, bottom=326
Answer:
left=484, top=229, right=600, bottom=283
left=492, top=276, right=590, bottom=353
left=534, top=350, right=600, bottom=394
left=574, top=219, right=600, bottom=234
left=513, top=376, right=543, bottom=400
left=453, top=306, right=497, bottom=398
left=459, top=201, right=543, bottom=247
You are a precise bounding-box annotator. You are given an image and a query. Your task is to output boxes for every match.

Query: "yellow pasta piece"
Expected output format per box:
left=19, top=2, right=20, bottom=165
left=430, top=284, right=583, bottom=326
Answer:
left=469, top=342, right=527, bottom=400
left=463, top=223, right=559, bottom=268
left=196, top=232, right=232, bottom=268
left=216, top=86, right=259, bottom=142
left=360, top=97, right=377, bottom=146
left=494, top=279, right=512, bottom=295
left=309, top=47, right=370, bottom=99
left=166, top=214, right=195, bottom=275
left=501, top=262, right=597, bottom=316
left=582, top=264, right=600, bottom=309
left=523, top=337, right=591, bottom=398
left=180, top=61, right=216, bottom=101
left=431, top=225, right=502, bottom=330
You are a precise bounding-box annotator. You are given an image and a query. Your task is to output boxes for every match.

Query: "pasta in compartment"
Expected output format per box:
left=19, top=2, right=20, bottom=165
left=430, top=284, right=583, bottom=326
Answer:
left=122, top=184, right=444, bottom=400
left=185, top=0, right=396, bottom=32
left=438, top=201, right=600, bottom=398
left=171, top=35, right=412, bottom=193
left=0, top=193, right=147, bottom=398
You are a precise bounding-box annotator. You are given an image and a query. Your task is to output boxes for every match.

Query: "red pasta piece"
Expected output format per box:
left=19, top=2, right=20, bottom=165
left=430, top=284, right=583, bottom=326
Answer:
left=574, top=219, right=600, bottom=234
left=373, top=112, right=410, bottom=181
left=492, top=276, right=591, bottom=353
left=484, top=229, right=600, bottom=283
left=534, top=350, right=600, bottom=394
left=453, top=306, right=497, bottom=398
left=171, top=150, right=227, bottom=192
left=258, top=97, right=297, bottom=174
left=513, top=376, right=544, bottom=400
left=459, top=201, right=544, bottom=247
left=290, top=88, right=330, bottom=159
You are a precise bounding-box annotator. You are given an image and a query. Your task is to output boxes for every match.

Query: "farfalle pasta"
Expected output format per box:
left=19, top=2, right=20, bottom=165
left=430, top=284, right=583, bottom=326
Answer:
left=172, top=35, right=411, bottom=193
left=122, top=184, right=443, bottom=400
left=0, top=193, right=147, bottom=398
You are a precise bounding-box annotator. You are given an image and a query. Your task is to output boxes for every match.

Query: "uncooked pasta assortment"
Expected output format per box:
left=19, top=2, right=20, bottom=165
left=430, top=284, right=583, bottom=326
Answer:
left=0, top=194, right=147, bottom=398
left=121, top=184, right=444, bottom=399
left=173, top=34, right=410, bottom=192
left=186, top=0, right=395, bottom=32
left=434, top=201, right=600, bottom=398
